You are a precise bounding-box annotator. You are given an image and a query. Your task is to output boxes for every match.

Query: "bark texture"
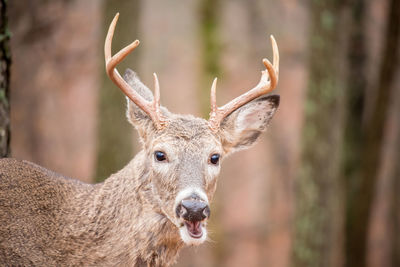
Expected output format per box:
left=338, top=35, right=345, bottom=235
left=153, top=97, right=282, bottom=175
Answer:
left=292, top=1, right=346, bottom=266
left=345, top=0, right=400, bottom=266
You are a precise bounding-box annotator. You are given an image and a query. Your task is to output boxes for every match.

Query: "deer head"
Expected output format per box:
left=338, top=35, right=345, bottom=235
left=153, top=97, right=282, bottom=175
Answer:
left=105, top=14, right=279, bottom=246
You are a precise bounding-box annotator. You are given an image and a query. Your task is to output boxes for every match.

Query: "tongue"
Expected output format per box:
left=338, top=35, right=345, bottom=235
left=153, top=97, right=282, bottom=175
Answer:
left=185, top=221, right=202, bottom=238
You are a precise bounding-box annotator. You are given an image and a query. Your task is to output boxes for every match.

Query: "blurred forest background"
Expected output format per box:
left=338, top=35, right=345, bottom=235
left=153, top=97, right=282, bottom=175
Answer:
left=1, top=0, right=399, bottom=266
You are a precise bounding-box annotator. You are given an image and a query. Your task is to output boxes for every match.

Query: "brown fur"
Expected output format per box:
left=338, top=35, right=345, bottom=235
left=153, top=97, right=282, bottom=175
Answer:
left=0, top=70, right=279, bottom=266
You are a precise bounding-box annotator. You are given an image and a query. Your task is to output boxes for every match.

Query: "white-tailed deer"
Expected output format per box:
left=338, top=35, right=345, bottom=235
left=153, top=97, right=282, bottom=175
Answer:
left=0, top=13, right=279, bottom=266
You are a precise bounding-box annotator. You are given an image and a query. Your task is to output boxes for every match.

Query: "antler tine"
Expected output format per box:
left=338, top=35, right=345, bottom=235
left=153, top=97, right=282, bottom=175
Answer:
left=271, top=35, right=279, bottom=77
left=105, top=13, right=167, bottom=130
left=153, top=73, right=161, bottom=115
left=208, top=35, right=280, bottom=131
left=210, top=78, right=218, bottom=117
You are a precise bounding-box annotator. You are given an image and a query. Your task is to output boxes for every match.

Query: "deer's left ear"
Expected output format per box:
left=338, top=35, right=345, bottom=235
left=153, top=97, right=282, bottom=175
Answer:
left=219, top=95, right=279, bottom=153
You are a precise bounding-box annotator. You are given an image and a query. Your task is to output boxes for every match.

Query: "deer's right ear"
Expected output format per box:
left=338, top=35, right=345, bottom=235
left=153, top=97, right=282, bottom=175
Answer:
left=123, top=69, right=170, bottom=135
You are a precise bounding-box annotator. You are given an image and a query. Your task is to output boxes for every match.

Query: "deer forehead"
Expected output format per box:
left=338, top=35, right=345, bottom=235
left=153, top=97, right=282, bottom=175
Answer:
left=149, top=115, right=222, bottom=150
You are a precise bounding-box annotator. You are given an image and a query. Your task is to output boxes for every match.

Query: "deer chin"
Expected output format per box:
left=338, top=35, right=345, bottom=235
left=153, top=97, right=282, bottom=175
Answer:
left=179, top=220, right=207, bottom=246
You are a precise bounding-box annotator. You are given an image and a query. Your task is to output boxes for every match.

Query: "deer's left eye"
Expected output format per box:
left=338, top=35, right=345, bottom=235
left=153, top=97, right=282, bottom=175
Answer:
left=154, top=151, right=167, bottom=162
left=209, top=154, right=220, bottom=165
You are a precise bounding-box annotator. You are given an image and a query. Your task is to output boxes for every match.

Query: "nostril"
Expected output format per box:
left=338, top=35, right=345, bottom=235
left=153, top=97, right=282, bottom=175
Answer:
left=202, top=205, right=211, bottom=219
left=176, top=203, right=188, bottom=218
left=180, top=206, right=187, bottom=217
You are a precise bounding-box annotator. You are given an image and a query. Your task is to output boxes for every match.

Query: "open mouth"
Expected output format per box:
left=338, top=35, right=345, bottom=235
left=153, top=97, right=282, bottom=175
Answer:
left=174, top=189, right=210, bottom=244
left=184, top=220, right=203, bottom=238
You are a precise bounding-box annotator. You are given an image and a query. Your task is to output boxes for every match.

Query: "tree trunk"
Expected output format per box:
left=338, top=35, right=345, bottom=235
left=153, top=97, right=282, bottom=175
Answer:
left=9, top=0, right=100, bottom=182
left=292, top=1, right=346, bottom=267
left=391, top=130, right=400, bottom=266
left=345, top=0, right=400, bottom=265
left=0, top=0, right=10, bottom=158
left=341, top=0, right=368, bottom=263
left=198, top=0, right=221, bottom=118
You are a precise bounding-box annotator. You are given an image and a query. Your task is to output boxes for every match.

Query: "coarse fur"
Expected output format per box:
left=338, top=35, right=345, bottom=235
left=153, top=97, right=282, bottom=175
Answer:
left=0, top=69, right=279, bottom=266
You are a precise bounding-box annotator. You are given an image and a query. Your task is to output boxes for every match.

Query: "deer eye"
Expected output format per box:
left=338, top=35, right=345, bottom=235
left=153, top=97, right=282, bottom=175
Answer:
left=154, top=151, right=167, bottom=162
left=209, top=154, right=220, bottom=165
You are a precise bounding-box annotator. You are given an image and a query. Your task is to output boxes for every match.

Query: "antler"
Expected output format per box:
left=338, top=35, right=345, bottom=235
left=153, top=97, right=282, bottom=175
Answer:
left=105, top=13, right=167, bottom=129
left=208, top=36, right=279, bottom=131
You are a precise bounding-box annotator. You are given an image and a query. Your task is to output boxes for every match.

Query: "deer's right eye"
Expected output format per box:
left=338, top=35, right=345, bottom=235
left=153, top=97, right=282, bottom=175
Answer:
left=154, top=151, right=167, bottom=162
left=210, top=154, right=220, bottom=165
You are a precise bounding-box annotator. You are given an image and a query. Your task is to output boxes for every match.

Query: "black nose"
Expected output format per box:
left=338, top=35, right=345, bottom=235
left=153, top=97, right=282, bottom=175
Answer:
left=176, top=200, right=210, bottom=221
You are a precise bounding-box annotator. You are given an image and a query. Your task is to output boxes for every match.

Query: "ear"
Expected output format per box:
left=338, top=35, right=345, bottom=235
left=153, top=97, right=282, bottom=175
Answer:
left=123, top=69, right=170, bottom=135
left=219, top=95, right=279, bottom=154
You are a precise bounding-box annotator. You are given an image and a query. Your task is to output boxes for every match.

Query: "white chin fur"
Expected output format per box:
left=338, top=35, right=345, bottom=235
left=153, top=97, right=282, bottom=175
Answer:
left=179, top=225, right=207, bottom=246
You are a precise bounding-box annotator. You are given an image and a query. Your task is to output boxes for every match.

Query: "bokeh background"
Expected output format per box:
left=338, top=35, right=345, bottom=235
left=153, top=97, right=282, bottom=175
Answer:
left=3, top=0, right=399, bottom=266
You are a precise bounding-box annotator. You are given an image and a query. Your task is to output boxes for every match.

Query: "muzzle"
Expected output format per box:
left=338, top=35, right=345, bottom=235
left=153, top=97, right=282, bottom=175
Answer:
left=174, top=189, right=210, bottom=245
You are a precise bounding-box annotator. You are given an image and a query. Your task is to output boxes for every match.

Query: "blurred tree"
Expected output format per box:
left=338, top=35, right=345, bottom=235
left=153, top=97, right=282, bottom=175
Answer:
left=9, top=0, right=100, bottom=182
left=388, top=103, right=400, bottom=267
left=344, top=0, right=400, bottom=266
left=341, top=0, right=368, bottom=264
left=294, top=0, right=400, bottom=266
left=292, top=1, right=346, bottom=267
left=199, top=0, right=221, bottom=118
left=0, top=0, right=10, bottom=157
left=95, top=0, right=141, bottom=182
left=391, top=132, right=400, bottom=267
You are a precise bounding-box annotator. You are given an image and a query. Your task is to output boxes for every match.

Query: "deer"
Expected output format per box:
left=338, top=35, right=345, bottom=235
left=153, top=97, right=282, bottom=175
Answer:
left=0, top=13, right=280, bottom=266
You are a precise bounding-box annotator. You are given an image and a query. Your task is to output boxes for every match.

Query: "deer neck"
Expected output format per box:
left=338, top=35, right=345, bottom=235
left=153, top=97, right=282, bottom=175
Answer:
left=67, top=150, right=183, bottom=265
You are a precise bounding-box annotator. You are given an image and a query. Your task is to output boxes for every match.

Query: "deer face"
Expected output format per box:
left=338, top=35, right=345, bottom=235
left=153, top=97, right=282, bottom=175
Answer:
left=144, top=118, right=221, bottom=245
left=124, top=69, right=279, bottom=246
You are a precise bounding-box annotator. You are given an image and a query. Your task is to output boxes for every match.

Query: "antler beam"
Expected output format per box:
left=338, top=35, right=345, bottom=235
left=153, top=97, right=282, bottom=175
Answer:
left=208, top=35, right=279, bottom=131
left=105, top=13, right=167, bottom=129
